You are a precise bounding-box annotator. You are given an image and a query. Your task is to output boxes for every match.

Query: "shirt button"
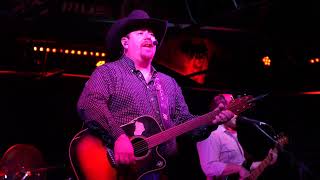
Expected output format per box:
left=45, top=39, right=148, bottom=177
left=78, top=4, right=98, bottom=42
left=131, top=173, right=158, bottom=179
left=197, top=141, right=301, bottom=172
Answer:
left=147, top=86, right=149, bottom=89
left=151, top=98, right=154, bottom=101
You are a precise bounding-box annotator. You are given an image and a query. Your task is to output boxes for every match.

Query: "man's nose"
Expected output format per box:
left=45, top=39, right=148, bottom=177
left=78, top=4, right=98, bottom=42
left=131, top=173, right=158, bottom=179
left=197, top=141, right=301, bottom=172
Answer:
left=143, top=32, right=152, bottom=39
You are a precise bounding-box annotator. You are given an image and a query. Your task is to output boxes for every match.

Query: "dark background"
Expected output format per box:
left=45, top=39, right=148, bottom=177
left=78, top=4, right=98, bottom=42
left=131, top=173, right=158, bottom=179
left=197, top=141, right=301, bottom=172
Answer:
left=1, top=0, right=320, bottom=179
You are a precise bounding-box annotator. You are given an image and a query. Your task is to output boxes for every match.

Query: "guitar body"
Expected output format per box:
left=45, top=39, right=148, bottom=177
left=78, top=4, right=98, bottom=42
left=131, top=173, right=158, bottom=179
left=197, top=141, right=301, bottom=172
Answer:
left=70, top=116, right=167, bottom=180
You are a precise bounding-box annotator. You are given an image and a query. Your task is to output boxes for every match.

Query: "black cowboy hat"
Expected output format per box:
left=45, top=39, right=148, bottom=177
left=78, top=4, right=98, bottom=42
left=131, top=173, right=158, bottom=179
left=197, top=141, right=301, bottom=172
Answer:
left=106, top=9, right=168, bottom=61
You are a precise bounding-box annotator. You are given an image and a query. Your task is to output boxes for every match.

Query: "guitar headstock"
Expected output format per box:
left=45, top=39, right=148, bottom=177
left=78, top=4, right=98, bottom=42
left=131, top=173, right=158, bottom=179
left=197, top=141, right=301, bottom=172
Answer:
left=227, top=95, right=255, bottom=115
left=275, top=133, right=289, bottom=149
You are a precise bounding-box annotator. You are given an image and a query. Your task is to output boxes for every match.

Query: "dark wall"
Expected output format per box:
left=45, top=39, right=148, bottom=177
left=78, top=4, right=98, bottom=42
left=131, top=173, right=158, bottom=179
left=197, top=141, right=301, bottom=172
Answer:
left=0, top=76, right=85, bottom=178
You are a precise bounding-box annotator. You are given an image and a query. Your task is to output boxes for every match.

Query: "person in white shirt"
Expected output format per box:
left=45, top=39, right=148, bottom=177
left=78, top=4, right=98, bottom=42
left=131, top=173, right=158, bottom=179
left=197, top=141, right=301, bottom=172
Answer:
left=196, top=94, right=277, bottom=180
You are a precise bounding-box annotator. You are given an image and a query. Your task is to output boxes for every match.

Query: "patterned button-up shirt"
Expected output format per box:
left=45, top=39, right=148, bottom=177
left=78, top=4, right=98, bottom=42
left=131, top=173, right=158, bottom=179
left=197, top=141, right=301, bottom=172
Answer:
left=77, top=56, right=196, bottom=154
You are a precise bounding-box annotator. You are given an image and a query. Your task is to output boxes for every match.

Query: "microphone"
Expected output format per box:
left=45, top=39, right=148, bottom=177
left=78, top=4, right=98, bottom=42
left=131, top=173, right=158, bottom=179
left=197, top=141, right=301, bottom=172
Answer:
left=239, top=116, right=268, bottom=126
left=153, top=40, right=158, bottom=46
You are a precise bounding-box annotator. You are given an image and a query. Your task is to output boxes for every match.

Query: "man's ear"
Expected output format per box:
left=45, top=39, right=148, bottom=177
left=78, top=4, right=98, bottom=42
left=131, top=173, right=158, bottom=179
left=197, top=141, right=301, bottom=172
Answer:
left=121, top=37, right=129, bottom=49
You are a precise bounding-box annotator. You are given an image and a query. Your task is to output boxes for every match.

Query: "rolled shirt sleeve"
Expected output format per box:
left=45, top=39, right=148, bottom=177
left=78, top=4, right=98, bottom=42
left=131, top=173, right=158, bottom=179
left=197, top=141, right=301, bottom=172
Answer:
left=196, top=131, right=226, bottom=177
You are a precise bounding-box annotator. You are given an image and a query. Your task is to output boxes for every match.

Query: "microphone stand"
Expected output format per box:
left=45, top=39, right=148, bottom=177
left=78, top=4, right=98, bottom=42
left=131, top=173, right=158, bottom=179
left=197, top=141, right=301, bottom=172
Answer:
left=253, top=123, right=278, bottom=144
left=252, top=120, right=314, bottom=179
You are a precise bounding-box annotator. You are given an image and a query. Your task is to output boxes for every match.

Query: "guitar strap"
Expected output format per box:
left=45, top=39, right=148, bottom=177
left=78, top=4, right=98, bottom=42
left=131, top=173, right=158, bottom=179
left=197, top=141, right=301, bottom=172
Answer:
left=154, top=75, right=171, bottom=129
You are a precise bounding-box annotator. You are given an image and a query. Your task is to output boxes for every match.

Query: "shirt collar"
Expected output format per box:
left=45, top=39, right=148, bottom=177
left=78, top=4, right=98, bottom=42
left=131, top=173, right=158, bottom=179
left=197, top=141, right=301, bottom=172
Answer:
left=217, top=125, right=237, bottom=135
left=217, top=125, right=227, bottom=132
left=121, top=55, right=158, bottom=75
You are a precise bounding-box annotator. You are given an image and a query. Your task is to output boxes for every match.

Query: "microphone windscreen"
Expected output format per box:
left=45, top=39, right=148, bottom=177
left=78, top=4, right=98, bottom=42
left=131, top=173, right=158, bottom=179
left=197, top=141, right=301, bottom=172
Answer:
left=153, top=40, right=158, bottom=46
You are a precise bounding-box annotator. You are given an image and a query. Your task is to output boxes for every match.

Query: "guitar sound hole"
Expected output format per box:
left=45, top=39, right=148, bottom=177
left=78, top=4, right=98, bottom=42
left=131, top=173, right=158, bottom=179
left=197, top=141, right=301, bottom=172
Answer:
left=131, top=137, right=149, bottom=158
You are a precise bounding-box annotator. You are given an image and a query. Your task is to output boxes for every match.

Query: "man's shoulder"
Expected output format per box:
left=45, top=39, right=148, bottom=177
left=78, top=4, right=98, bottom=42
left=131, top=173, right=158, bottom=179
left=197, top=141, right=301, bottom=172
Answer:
left=93, top=61, right=122, bottom=72
left=157, top=72, right=175, bottom=82
left=198, top=127, right=224, bottom=145
left=210, top=125, right=226, bottom=136
left=102, top=61, right=122, bottom=68
left=87, top=62, right=122, bottom=81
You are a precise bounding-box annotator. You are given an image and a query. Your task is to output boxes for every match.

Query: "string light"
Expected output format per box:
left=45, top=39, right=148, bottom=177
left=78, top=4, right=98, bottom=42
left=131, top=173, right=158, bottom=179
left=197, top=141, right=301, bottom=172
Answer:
left=32, top=46, right=107, bottom=58
left=308, top=58, right=320, bottom=64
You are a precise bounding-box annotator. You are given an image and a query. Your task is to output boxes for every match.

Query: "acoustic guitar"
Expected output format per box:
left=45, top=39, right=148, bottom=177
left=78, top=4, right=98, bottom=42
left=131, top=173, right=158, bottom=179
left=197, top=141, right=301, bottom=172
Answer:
left=69, top=95, right=256, bottom=180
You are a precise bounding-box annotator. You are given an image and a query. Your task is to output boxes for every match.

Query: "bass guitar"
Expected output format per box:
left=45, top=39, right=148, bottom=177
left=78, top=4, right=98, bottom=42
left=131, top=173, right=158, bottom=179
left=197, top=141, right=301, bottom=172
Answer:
left=222, top=133, right=288, bottom=180
left=246, top=134, right=288, bottom=180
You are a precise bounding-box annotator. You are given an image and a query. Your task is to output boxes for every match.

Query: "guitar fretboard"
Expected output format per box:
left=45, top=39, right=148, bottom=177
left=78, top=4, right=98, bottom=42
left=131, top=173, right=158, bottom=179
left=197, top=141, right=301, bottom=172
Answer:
left=146, top=110, right=217, bottom=148
left=248, top=153, right=273, bottom=180
left=146, top=97, right=253, bottom=148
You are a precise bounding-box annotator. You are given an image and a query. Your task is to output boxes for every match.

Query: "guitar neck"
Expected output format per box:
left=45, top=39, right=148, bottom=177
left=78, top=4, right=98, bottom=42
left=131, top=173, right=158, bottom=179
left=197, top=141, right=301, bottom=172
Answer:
left=249, top=149, right=276, bottom=179
left=248, top=134, right=287, bottom=180
left=145, top=95, right=254, bottom=148
left=146, top=111, right=217, bottom=148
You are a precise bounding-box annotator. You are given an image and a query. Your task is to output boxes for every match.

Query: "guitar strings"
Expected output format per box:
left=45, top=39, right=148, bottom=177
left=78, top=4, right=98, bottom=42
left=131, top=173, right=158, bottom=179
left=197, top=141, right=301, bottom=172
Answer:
left=131, top=99, right=249, bottom=154
left=131, top=98, right=250, bottom=155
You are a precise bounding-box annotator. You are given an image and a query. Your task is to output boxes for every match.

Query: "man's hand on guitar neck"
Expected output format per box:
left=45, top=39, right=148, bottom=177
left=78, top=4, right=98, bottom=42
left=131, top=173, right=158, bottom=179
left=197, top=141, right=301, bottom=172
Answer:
left=268, top=148, right=278, bottom=165
left=250, top=148, right=278, bottom=170
left=212, top=103, right=235, bottom=124
left=114, top=134, right=136, bottom=165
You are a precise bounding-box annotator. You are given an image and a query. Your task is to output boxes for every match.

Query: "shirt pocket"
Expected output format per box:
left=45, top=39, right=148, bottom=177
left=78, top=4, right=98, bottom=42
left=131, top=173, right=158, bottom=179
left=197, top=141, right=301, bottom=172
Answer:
left=220, top=143, right=241, bottom=163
